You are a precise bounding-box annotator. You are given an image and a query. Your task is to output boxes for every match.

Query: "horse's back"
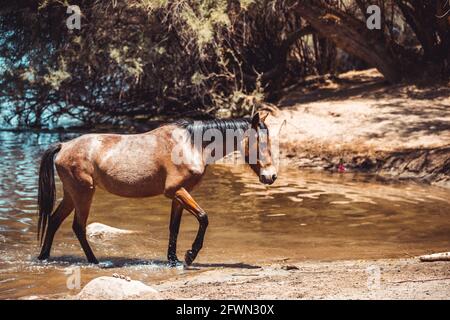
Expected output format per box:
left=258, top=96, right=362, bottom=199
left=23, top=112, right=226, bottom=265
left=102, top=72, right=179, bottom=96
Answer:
left=55, top=130, right=170, bottom=197
left=54, top=124, right=204, bottom=198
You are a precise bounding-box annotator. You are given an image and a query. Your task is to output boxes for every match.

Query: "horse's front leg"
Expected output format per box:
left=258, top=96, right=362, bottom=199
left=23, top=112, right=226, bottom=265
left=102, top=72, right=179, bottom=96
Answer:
left=174, top=188, right=209, bottom=266
left=167, top=199, right=183, bottom=266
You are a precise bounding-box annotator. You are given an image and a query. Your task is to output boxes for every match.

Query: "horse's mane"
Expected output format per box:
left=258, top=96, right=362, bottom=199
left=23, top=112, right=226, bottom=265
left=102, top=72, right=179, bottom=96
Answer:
left=175, top=118, right=253, bottom=139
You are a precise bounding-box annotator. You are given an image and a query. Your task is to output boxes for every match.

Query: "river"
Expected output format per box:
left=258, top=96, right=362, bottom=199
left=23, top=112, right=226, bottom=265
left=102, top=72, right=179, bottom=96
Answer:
left=0, top=131, right=449, bottom=299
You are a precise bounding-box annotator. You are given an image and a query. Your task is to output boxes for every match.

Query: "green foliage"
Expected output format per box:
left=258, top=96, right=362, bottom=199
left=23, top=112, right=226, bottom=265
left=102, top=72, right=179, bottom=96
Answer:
left=180, top=0, right=230, bottom=49
left=43, top=58, right=71, bottom=90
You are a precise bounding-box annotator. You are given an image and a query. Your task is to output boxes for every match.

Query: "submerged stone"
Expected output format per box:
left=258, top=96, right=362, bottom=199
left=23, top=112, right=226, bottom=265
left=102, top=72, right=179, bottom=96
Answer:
left=86, top=222, right=134, bottom=240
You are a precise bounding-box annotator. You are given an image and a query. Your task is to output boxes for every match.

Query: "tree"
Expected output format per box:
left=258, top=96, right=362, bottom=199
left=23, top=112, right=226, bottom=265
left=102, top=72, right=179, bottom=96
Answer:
left=0, top=0, right=448, bottom=128
left=293, top=0, right=450, bottom=82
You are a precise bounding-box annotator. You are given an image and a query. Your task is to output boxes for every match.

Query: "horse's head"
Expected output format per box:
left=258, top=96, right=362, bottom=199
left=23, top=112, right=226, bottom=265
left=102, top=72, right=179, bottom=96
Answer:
left=243, top=112, right=277, bottom=185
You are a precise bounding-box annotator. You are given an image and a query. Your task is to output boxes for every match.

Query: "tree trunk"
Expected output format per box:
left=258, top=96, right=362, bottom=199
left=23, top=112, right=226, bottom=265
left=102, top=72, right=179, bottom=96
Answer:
left=294, top=2, right=402, bottom=83
left=395, top=0, right=439, bottom=60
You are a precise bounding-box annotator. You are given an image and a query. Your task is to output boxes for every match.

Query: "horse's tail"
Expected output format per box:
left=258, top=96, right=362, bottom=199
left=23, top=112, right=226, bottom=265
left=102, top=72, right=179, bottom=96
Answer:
left=37, top=143, right=62, bottom=244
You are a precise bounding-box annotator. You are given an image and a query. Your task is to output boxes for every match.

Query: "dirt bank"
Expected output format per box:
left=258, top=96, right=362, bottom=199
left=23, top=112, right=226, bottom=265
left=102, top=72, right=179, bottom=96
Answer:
left=267, top=69, right=450, bottom=188
left=44, top=257, right=449, bottom=300
left=155, top=258, right=450, bottom=300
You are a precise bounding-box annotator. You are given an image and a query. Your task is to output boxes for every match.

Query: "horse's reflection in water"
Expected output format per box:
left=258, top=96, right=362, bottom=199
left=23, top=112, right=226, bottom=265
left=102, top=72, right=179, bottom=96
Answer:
left=36, top=112, right=277, bottom=266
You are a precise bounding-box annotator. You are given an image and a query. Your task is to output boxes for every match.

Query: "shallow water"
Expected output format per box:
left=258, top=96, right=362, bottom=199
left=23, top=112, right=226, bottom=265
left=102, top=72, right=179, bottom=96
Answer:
left=0, top=131, right=449, bottom=299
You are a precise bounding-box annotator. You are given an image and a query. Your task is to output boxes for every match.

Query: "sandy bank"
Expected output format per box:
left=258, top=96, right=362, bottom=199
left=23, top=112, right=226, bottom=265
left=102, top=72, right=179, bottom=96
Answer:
left=267, top=69, right=450, bottom=187
left=155, top=258, right=450, bottom=300
left=46, top=258, right=449, bottom=300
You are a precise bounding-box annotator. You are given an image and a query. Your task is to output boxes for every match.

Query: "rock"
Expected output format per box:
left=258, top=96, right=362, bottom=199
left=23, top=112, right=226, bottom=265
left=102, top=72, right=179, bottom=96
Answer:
left=282, top=265, right=299, bottom=271
left=76, top=276, right=161, bottom=300
left=19, top=295, right=41, bottom=300
left=419, top=252, right=450, bottom=262
left=86, top=222, right=134, bottom=240
left=0, top=234, right=6, bottom=243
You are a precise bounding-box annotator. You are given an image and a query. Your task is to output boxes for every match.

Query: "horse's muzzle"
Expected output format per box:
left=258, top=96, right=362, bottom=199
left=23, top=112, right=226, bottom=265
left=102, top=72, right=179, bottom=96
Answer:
left=260, top=174, right=277, bottom=185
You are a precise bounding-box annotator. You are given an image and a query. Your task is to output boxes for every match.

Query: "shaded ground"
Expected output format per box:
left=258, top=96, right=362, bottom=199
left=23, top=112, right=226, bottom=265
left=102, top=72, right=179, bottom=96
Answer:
left=155, top=258, right=450, bottom=300
left=267, top=69, right=450, bottom=187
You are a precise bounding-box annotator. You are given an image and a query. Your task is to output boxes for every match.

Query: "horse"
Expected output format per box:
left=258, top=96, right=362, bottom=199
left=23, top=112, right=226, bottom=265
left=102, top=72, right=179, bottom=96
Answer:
left=36, top=112, right=277, bottom=266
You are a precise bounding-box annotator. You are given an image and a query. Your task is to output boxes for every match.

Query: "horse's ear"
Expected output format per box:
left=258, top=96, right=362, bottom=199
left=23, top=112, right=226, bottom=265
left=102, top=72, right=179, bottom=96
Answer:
left=251, top=112, right=260, bottom=128
left=260, top=112, right=269, bottom=122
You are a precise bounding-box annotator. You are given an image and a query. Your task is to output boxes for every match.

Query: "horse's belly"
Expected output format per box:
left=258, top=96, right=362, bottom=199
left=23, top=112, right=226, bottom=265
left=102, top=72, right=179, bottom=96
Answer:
left=94, top=165, right=166, bottom=198
left=97, top=181, right=165, bottom=198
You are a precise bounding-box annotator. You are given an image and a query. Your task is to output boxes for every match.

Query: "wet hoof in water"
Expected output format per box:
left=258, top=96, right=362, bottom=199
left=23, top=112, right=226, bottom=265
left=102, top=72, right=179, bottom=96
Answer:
left=88, top=258, right=99, bottom=265
left=37, top=253, right=49, bottom=261
left=168, top=259, right=183, bottom=268
left=184, top=250, right=196, bottom=266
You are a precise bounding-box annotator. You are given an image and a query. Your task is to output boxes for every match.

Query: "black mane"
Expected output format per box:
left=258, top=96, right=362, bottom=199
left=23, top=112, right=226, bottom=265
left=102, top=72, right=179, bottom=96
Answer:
left=175, top=118, right=251, bottom=138
left=172, top=117, right=269, bottom=148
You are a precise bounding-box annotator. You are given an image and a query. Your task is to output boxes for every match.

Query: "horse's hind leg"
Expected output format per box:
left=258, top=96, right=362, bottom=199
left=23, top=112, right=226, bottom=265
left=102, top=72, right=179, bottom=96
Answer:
left=71, top=188, right=98, bottom=264
left=167, top=199, right=183, bottom=266
left=38, top=192, right=74, bottom=260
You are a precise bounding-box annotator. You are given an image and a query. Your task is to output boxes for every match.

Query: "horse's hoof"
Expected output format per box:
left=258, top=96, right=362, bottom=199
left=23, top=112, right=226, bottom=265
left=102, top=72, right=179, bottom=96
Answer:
left=168, top=259, right=183, bottom=268
left=88, top=258, right=99, bottom=265
left=37, top=254, right=49, bottom=261
left=184, top=250, right=195, bottom=266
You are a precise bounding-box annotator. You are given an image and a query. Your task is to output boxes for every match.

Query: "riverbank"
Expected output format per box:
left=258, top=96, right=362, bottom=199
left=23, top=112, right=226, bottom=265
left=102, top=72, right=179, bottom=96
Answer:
left=267, top=69, right=450, bottom=188
left=49, top=257, right=449, bottom=300
left=155, top=258, right=450, bottom=300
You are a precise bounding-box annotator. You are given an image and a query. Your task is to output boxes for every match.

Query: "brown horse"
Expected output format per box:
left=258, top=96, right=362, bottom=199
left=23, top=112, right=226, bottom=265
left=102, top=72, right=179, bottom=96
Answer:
left=36, top=112, right=277, bottom=265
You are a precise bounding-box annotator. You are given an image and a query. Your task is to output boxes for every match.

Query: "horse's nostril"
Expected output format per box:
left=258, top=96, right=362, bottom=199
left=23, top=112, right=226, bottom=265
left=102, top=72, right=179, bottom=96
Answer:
left=272, top=174, right=277, bottom=181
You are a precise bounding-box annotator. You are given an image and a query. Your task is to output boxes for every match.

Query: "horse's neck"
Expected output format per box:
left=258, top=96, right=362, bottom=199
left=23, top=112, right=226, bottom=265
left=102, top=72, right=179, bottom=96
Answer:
left=180, top=118, right=250, bottom=163
left=200, top=130, right=247, bottom=163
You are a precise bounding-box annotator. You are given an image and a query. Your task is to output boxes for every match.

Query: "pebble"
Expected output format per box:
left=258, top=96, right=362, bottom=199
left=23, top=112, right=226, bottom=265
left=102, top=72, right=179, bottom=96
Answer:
left=112, top=273, right=131, bottom=281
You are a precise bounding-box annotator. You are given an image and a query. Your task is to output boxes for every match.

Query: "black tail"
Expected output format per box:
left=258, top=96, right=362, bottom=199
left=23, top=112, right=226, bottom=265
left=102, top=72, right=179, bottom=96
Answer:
left=37, top=143, right=62, bottom=244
